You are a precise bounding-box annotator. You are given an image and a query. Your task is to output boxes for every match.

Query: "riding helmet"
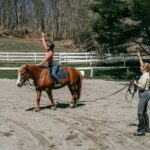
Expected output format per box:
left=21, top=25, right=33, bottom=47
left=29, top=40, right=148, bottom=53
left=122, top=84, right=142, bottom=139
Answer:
left=47, top=42, right=55, bottom=51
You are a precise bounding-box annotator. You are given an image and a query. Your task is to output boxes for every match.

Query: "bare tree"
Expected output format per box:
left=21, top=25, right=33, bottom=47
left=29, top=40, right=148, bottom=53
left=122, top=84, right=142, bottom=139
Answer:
left=0, top=0, right=89, bottom=39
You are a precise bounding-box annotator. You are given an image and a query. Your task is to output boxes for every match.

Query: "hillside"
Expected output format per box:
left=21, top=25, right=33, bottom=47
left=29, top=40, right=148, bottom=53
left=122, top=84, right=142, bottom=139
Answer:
left=0, top=37, right=82, bottom=53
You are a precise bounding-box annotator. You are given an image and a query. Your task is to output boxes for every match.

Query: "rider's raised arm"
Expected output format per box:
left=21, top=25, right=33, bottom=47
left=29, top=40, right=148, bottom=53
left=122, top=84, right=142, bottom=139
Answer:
left=41, top=32, right=48, bottom=51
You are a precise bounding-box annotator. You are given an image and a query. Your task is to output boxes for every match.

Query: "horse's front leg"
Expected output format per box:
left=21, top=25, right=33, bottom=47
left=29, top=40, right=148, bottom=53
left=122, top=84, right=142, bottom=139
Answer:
left=46, top=89, right=57, bottom=110
left=34, top=90, right=42, bottom=112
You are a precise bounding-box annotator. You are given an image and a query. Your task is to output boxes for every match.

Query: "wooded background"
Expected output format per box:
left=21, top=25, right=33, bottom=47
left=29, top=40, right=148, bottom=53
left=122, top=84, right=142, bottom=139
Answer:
left=0, top=0, right=150, bottom=54
left=0, top=0, right=89, bottom=40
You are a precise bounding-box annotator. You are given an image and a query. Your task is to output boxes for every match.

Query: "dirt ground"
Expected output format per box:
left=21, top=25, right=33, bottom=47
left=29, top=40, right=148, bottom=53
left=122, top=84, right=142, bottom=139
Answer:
left=0, top=79, right=150, bottom=150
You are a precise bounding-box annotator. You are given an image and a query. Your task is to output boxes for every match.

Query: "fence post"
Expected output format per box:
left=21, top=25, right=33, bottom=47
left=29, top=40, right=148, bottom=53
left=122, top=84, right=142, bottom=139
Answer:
left=90, top=67, right=93, bottom=78
left=90, top=53, right=92, bottom=66
left=86, top=53, right=88, bottom=64
left=7, top=52, right=9, bottom=62
left=127, top=68, right=129, bottom=77
left=123, top=53, right=126, bottom=66
left=59, top=53, right=61, bottom=65
left=34, top=53, right=36, bottom=63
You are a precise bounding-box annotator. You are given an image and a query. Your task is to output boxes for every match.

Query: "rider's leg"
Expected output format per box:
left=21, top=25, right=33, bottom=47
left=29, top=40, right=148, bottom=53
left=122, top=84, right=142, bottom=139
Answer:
left=51, top=65, right=60, bottom=86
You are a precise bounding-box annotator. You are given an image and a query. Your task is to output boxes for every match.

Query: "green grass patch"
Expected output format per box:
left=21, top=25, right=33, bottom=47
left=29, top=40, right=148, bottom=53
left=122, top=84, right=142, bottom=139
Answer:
left=0, top=70, right=17, bottom=79
left=0, top=67, right=141, bottom=80
left=0, top=38, right=79, bottom=52
left=83, top=67, right=141, bottom=80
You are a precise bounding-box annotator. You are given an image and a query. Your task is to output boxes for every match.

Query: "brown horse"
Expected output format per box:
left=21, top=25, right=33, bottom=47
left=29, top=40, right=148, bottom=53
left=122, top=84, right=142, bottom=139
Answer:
left=16, top=64, right=82, bottom=111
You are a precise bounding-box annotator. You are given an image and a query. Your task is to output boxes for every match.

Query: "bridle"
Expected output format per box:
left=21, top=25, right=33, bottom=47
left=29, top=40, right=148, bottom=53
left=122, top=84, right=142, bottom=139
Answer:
left=18, top=67, right=32, bottom=86
left=21, top=72, right=30, bottom=85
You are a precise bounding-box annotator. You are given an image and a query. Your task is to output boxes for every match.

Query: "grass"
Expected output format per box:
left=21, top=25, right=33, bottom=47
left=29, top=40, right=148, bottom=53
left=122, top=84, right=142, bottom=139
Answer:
left=0, top=66, right=140, bottom=79
left=0, top=70, right=17, bottom=79
left=0, top=38, right=42, bottom=52
left=0, top=37, right=79, bottom=52
left=93, top=67, right=141, bottom=80
left=82, top=67, right=141, bottom=80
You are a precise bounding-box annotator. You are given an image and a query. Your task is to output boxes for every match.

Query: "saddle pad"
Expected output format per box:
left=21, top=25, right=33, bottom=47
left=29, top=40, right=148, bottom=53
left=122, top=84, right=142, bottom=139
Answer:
left=57, top=69, right=68, bottom=79
left=49, top=68, right=68, bottom=79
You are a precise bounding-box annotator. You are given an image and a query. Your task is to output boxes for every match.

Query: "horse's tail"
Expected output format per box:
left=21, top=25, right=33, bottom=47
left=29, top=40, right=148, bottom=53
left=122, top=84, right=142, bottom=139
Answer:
left=76, top=71, right=82, bottom=100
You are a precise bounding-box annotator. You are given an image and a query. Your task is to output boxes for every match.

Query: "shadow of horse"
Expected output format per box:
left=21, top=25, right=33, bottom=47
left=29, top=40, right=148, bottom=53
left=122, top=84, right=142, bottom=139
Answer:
left=25, top=102, right=85, bottom=111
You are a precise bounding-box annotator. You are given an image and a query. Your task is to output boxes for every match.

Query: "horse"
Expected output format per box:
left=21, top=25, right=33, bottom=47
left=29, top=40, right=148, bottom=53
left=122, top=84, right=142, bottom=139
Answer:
left=16, top=64, right=82, bottom=111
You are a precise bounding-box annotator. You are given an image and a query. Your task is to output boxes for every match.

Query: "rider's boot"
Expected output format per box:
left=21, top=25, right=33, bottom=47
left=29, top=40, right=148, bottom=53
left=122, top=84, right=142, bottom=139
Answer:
left=55, top=83, right=61, bottom=88
left=54, top=81, right=61, bottom=88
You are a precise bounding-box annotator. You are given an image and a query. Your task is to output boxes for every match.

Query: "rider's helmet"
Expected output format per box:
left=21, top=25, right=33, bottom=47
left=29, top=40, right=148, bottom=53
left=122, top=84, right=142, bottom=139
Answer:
left=47, top=42, right=55, bottom=51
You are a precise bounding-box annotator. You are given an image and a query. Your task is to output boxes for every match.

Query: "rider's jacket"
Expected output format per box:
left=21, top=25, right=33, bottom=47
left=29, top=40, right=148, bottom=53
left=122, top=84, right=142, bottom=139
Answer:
left=137, top=72, right=150, bottom=91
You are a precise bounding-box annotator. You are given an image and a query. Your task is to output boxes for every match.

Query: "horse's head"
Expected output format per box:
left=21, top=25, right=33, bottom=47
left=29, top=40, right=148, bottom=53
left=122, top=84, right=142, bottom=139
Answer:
left=16, top=65, right=30, bottom=87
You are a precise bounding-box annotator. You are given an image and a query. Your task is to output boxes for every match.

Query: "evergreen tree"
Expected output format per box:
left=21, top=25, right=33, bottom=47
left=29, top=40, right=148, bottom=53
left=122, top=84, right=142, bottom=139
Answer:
left=132, top=0, right=150, bottom=45
left=89, top=0, right=150, bottom=53
left=89, top=0, right=133, bottom=53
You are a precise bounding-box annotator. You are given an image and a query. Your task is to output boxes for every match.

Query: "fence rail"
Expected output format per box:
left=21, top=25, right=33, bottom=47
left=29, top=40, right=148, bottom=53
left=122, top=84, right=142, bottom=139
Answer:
left=0, top=52, right=99, bottom=65
left=1, top=51, right=149, bottom=66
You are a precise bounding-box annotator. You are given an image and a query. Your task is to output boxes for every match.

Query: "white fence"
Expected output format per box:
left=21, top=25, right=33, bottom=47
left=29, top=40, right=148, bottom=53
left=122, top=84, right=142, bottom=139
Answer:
left=0, top=52, right=99, bottom=65
left=0, top=66, right=130, bottom=78
left=0, top=52, right=144, bottom=66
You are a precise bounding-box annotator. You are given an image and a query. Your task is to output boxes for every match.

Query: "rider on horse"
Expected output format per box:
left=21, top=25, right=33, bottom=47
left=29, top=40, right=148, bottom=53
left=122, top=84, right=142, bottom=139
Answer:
left=37, top=32, right=61, bottom=88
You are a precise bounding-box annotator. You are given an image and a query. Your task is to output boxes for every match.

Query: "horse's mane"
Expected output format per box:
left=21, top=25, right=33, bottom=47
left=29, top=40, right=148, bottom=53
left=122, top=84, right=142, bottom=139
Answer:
left=27, top=64, right=48, bottom=69
left=38, top=66, right=48, bottom=69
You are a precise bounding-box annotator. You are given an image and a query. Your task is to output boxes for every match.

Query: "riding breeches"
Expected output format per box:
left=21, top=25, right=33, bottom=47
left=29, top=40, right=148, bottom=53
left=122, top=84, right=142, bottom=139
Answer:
left=138, top=90, right=150, bottom=115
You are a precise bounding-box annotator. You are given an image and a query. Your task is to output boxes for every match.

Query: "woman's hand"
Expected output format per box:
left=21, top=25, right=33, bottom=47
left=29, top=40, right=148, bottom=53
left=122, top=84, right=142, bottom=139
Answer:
left=133, top=80, right=138, bottom=85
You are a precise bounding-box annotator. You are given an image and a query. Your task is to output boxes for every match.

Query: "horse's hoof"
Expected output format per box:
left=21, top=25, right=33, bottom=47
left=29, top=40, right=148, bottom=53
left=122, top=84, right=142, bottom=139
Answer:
left=51, top=106, right=57, bottom=110
left=34, top=107, right=40, bottom=112
left=69, top=103, right=75, bottom=108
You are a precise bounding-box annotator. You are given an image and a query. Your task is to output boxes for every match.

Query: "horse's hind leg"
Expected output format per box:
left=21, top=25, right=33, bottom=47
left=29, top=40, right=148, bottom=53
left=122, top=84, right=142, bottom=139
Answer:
left=68, top=85, right=77, bottom=108
left=46, top=89, right=57, bottom=110
left=34, top=90, right=42, bottom=112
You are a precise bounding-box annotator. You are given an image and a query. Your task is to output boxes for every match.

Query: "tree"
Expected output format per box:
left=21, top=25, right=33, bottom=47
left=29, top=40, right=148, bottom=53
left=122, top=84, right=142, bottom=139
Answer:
left=89, top=0, right=135, bottom=53
left=88, top=0, right=150, bottom=54
left=0, top=0, right=89, bottom=40
left=132, top=0, right=150, bottom=45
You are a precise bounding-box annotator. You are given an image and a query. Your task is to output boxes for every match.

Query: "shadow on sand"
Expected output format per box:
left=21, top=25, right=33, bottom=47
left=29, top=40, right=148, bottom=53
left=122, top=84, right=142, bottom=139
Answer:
left=25, top=101, right=85, bottom=111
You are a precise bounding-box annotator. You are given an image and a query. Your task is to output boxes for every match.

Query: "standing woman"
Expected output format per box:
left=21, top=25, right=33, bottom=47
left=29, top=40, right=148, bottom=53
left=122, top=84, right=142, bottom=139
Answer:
left=134, top=51, right=150, bottom=136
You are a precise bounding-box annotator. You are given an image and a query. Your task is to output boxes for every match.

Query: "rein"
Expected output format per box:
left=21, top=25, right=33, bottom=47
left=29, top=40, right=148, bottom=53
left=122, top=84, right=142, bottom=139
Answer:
left=24, top=84, right=49, bottom=99
left=24, top=78, right=137, bottom=102
left=90, top=80, right=137, bottom=101
left=99, top=85, right=128, bottom=100
left=24, top=79, right=34, bottom=86
left=125, top=80, right=137, bottom=101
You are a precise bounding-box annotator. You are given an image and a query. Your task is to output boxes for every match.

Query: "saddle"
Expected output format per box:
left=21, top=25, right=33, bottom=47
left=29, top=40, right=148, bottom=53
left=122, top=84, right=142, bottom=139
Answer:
left=56, top=68, right=68, bottom=79
left=49, top=68, right=68, bottom=80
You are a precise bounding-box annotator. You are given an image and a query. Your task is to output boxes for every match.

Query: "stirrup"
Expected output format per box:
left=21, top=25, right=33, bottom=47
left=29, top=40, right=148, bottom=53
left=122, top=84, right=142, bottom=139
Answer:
left=54, top=83, right=61, bottom=88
